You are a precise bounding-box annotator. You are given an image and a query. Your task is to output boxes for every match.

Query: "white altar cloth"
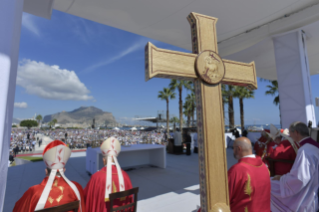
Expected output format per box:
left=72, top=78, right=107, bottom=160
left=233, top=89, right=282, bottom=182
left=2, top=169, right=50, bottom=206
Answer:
left=86, top=144, right=166, bottom=174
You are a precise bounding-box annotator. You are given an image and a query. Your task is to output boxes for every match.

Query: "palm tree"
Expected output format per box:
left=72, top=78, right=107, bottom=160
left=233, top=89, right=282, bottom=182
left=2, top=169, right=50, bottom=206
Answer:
left=221, top=84, right=228, bottom=118
left=234, top=87, right=254, bottom=130
left=170, top=116, right=179, bottom=132
left=185, top=92, right=196, bottom=127
left=183, top=101, right=192, bottom=128
left=158, top=88, right=176, bottom=138
left=52, top=118, right=58, bottom=127
left=223, top=85, right=235, bottom=128
left=169, top=80, right=192, bottom=130
left=36, top=114, right=42, bottom=125
left=265, top=80, right=279, bottom=105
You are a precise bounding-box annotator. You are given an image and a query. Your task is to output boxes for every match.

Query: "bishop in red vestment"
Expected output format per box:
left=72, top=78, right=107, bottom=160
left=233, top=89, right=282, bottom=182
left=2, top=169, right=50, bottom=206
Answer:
left=84, top=137, right=133, bottom=212
left=268, top=129, right=300, bottom=175
left=229, top=137, right=270, bottom=212
left=84, top=165, right=133, bottom=212
left=13, top=175, right=85, bottom=212
left=254, top=130, right=269, bottom=157
left=13, top=140, right=85, bottom=212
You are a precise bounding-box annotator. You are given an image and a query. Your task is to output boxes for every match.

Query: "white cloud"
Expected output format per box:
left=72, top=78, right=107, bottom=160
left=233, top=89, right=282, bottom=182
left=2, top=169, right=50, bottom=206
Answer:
left=82, top=39, right=147, bottom=73
left=17, top=60, right=94, bottom=101
left=14, top=102, right=28, bottom=108
left=22, top=13, right=40, bottom=36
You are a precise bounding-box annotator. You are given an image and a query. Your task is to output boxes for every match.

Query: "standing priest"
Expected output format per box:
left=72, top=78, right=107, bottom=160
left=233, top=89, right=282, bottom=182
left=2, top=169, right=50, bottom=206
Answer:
left=271, top=122, right=319, bottom=211
left=84, top=137, right=133, bottom=212
left=228, top=137, right=270, bottom=211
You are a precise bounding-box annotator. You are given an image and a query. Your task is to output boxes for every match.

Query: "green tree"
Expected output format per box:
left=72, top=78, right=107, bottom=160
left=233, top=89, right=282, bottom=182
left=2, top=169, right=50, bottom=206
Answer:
left=265, top=80, right=279, bottom=105
left=183, top=101, right=192, bottom=128
left=52, top=118, right=58, bottom=126
left=234, top=87, right=254, bottom=130
left=36, top=114, right=42, bottom=124
left=223, top=85, right=235, bottom=128
left=185, top=92, right=196, bottom=127
left=169, top=80, right=192, bottom=130
left=158, top=88, right=176, bottom=138
left=221, top=84, right=228, bottom=119
left=20, top=120, right=38, bottom=129
left=170, top=116, right=179, bottom=132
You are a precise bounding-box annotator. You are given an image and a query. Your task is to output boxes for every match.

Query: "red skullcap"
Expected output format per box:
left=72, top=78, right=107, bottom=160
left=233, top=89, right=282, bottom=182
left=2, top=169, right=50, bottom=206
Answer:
left=43, top=140, right=67, bottom=155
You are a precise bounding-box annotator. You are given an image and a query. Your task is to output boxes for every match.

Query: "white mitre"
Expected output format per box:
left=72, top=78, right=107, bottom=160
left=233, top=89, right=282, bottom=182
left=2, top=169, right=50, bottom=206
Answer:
left=100, top=137, right=125, bottom=201
left=35, top=140, right=82, bottom=211
left=266, top=124, right=281, bottom=140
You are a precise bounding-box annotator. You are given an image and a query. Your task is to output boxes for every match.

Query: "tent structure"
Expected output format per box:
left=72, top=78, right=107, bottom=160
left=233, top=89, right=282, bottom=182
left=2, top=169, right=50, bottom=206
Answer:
left=2, top=0, right=319, bottom=211
left=113, top=127, right=120, bottom=131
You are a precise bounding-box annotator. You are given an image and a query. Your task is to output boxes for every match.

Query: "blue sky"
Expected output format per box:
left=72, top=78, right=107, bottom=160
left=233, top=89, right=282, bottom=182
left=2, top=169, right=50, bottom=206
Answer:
left=13, top=10, right=319, bottom=126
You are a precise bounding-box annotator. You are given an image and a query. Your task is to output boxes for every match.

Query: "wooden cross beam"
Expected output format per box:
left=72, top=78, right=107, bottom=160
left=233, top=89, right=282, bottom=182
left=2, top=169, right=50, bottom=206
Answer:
left=145, top=13, right=257, bottom=212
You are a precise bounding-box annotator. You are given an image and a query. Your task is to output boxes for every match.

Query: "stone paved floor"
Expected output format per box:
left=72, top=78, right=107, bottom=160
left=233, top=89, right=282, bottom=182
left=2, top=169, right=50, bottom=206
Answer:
left=4, top=149, right=237, bottom=212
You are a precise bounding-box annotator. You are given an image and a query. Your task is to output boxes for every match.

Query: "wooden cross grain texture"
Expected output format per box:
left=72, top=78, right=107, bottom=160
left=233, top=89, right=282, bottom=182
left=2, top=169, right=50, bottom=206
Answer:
left=145, top=13, right=257, bottom=212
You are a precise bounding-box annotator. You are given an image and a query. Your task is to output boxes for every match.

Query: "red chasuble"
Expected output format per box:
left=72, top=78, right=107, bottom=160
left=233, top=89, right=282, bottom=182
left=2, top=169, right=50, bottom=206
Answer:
left=269, top=139, right=299, bottom=175
left=84, top=165, right=133, bottom=212
left=13, top=176, right=85, bottom=212
left=228, top=157, right=270, bottom=212
left=262, top=141, right=276, bottom=166
left=254, top=137, right=268, bottom=157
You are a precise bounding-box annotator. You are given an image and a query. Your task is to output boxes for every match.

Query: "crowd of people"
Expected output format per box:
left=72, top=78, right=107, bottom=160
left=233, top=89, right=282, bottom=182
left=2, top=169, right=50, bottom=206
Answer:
left=9, top=128, right=165, bottom=156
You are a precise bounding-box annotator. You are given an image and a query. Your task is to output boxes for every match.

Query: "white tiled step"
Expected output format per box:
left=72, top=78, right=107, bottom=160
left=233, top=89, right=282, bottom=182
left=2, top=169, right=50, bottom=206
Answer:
left=137, top=185, right=200, bottom=212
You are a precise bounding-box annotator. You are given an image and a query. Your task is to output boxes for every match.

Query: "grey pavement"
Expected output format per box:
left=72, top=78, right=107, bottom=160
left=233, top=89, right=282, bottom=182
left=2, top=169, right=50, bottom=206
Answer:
left=4, top=149, right=237, bottom=212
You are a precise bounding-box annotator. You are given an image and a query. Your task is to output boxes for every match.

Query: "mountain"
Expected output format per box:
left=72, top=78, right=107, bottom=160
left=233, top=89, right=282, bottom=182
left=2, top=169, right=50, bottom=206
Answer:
left=43, top=106, right=117, bottom=126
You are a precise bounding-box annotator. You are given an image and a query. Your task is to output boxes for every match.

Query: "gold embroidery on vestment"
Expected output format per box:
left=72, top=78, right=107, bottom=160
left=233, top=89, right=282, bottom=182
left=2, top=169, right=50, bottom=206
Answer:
left=47, top=179, right=65, bottom=204
left=58, top=186, right=64, bottom=193
left=244, top=206, right=248, bottom=212
left=244, top=174, right=253, bottom=201
left=113, top=181, right=117, bottom=193
left=56, top=195, right=63, bottom=203
left=48, top=196, right=54, bottom=205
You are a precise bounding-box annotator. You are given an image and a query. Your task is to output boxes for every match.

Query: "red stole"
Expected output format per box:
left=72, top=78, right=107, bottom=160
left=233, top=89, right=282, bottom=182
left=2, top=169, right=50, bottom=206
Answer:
left=84, top=166, right=133, bottom=212
left=13, top=176, right=85, bottom=212
left=228, top=157, right=270, bottom=212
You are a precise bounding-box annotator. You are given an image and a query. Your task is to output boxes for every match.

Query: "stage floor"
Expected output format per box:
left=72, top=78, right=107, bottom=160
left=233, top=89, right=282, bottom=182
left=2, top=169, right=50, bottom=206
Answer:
left=4, top=149, right=237, bottom=212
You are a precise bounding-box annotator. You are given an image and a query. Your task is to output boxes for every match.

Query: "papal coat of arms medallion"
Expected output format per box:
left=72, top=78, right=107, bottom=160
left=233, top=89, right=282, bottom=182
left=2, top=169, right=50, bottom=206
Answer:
left=195, top=50, right=225, bottom=85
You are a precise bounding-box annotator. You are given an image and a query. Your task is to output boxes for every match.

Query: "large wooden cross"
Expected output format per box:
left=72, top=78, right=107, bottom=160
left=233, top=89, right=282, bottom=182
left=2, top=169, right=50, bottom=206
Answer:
left=145, top=13, right=257, bottom=212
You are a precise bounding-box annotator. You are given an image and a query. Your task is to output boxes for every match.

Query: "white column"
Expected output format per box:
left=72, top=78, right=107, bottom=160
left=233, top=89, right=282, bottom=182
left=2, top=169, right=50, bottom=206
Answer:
left=273, top=30, right=316, bottom=129
left=0, top=0, right=24, bottom=211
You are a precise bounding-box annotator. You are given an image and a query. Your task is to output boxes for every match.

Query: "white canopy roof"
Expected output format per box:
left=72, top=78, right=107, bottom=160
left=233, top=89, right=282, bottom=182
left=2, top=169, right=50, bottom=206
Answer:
left=24, top=0, right=319, bottom=80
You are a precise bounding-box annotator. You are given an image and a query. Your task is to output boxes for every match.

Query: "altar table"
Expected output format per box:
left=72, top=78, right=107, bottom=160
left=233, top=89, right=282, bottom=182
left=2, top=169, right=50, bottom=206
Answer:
left=86, top=144, right=166, bottom=174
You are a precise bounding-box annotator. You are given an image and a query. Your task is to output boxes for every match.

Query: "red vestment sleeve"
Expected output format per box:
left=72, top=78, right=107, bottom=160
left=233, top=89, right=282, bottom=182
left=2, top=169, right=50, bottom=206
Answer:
left=13, top=186, right=41, bottom=212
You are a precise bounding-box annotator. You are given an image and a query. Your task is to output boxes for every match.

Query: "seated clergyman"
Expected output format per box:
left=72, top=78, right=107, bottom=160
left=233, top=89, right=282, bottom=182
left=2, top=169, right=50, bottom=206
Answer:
left=13, top=140, right=85, bottom=212
left=271, top=122, right=319, bottom=211
left=84, top=137, right=133, bottom=212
